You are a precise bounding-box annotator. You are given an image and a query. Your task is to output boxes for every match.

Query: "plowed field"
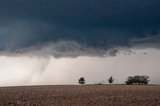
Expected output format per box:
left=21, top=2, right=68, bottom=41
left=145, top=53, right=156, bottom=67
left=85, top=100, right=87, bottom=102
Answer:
left=0, top=85, right=160, bottom=106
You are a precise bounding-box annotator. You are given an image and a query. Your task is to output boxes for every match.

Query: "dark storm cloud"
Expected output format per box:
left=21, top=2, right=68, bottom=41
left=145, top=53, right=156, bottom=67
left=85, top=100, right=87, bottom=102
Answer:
left=0, top=0, right=160, bottom=57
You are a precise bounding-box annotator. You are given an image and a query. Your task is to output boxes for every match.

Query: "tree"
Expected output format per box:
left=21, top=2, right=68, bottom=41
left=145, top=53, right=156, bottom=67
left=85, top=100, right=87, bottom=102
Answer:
left=125, top=75, right=150, bottom=85
left=125, top=76, right=134, bottom=85
left=79, top=77, right=85, bottom=85
left=108, top=76, right=114, bottom=84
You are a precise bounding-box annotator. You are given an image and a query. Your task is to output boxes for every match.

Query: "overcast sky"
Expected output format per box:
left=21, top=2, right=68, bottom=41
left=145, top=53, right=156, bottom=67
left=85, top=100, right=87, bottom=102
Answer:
left=0, top=0, right=160, bottom=86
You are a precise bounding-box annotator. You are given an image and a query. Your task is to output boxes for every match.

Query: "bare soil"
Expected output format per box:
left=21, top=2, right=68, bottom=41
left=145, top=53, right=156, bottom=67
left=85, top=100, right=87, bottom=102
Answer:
left=0, top=85, right=160, bottom=106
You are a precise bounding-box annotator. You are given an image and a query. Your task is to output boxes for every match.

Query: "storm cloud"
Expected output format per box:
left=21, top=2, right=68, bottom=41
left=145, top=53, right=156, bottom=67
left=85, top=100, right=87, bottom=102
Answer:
left=0, top=0, right=160, bottom=57
left=1, top=0, right=160, bottom=86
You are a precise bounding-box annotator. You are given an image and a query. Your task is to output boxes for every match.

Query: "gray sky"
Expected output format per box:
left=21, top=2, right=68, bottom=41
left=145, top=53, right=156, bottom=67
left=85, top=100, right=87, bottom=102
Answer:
left=0, top=48, right=160, bottom=86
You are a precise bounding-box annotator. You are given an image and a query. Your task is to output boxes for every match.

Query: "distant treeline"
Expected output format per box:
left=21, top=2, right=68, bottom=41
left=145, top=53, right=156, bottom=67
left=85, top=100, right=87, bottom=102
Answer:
left=78, top=75, right=150, bottom=85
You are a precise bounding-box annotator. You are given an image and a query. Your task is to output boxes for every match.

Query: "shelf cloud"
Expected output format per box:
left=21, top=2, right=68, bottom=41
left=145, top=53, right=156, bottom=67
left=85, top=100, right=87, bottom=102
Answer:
left=0, top=0, right=160, bottom=57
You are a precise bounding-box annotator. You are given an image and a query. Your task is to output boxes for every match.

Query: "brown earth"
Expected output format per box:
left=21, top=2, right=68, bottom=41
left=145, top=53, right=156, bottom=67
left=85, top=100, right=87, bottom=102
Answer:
left=0, top=85, right=160, bottom=106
